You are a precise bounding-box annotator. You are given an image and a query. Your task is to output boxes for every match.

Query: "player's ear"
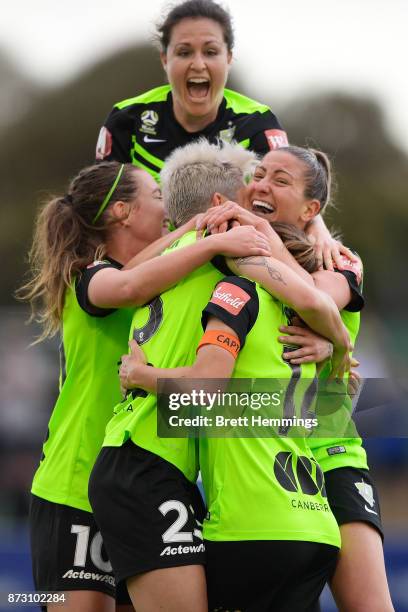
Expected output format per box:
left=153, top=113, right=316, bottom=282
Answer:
left=210, top=192, right=226, bottom=208
left=301, top=199, right=320, bottom=223
left=160, top=52, right=168, bottom=72
left=111, top=200, right=130, bottom=224
left=227, top=51, right=233, bottom=69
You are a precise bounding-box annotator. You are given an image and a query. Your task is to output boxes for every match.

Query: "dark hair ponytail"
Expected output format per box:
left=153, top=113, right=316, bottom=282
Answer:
left=16, top=162, right=140, bottom=341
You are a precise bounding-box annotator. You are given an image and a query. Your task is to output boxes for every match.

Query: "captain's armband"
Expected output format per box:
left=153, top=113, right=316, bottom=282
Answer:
left=197, top=330, right=241, bottom=359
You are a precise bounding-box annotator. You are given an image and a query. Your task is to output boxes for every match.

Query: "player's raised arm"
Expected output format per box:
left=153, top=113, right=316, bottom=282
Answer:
left=228, top=255, right=352, bottom=378
left=88, top=225, right=271, bottom=309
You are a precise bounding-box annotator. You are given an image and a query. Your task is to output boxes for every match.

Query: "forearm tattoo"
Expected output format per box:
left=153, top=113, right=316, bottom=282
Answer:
left=234, top=257, right=287, bottom=285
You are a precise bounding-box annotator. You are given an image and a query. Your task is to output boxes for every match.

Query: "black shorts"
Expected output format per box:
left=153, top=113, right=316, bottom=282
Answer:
left=88, top=440, right=206, bottom=583
left=29, top=495, right=130, bottom=604
left=205, top=539, right=338, bottom=612
left=324, top=467, right=384, bottom=539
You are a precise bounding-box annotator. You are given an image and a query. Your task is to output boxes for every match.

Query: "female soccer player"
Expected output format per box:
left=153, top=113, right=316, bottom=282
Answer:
left=96, top=0, right=345, bottom=268
left=197, top=145, right=394, bottom=611
left=18, top=160, right=271, bottom=612
left=96, top=0, right=287, bottom=170
left=90, top=141, right=353, bottom=612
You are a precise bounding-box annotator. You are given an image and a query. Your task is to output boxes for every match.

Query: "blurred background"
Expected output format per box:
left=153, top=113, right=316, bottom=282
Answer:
left=0, top=0, right=407, bottom=610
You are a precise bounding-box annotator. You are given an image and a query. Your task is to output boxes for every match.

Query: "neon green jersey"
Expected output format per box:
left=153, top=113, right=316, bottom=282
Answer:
left=102, top=232, right=225, bottom=483
left=308, top=307, right=368, bottom=473
left=200, top=287, right=341, bottom=548
left=31, top=267, right=133, bottom=512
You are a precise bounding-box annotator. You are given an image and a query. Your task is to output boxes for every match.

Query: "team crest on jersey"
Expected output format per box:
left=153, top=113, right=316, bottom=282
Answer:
left=218, top=126, right=236, bottom=144
left=355, top=480, right=376, bottom=512
left=140, top=110, right=159, bottom=135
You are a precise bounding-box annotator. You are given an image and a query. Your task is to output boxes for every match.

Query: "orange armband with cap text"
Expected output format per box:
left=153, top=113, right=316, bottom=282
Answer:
left=196, top=330, right=241, bottom=359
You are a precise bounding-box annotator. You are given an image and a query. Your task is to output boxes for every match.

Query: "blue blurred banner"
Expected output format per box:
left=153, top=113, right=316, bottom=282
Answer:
left=0, top=526, right=406, bottom=612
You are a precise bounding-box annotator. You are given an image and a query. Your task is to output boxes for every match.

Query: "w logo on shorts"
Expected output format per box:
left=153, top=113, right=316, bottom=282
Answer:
left=274, top=451, right=327, bottom=497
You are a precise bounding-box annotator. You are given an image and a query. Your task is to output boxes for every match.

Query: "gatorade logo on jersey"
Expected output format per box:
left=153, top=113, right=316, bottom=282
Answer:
left=336, top=255, right=363, bottom=285
left=210, top=282, right=251, bottom=315
left=264, top=129, right=289, bottom=150
left=95, top=127, right=112, bottom=160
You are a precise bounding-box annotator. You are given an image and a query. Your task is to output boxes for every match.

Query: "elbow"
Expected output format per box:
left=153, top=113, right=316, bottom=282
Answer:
left=118, top=281, right=147, bottom=307
left=295, top=290, right=322, bottom=314
left=294, top=290, right=329, bottom=317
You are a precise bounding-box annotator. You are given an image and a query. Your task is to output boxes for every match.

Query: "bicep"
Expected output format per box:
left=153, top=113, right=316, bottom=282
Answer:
left=227, top=255, right=316, bottom=311
left=312, top=270, right=352, bottom=310
left=87, top=267, right=125, bottom=308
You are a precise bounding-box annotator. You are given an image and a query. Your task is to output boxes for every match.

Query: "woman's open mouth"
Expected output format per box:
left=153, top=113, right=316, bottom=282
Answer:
left=186, top=78, right=210, bottom=99
left=252, top=200, right=276, bottom=215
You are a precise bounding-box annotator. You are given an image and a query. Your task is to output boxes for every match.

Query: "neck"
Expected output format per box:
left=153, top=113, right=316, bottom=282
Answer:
left=173, top=101, right=220, bottom=133
left=105, top=230, right=147, bottom=265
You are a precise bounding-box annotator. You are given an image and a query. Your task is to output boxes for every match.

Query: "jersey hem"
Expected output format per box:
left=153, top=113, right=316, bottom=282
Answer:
left=30, top=486, right=92, bottom=513
left=102, top=436, right=198, bottom=484
left=203, top=529, right=340, bottom=548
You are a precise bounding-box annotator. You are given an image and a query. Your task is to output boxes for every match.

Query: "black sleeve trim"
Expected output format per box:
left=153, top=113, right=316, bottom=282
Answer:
left=335, top=270, right=365, bottom=312
left=102, top=107, right=134, bottom=163
left=75, top=262, right=119, bottom=317
left=201, top=276, right=259, bottom=347
left=211, top=254, right=232, bottom=276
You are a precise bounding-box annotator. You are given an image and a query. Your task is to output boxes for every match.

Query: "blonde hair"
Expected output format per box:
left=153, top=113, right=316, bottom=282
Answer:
left=272, top=222, right=319, bottom=273
left=161, top=139, right=258, bottom=227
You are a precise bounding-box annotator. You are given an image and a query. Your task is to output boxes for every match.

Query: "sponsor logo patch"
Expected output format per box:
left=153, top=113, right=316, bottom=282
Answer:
left=264, top=129, right=289, bottom=150
left=143, top=135, right=166, bottom=143
left=95, top=127, right=112, bottom=160
left=327, top=445, right=347, bottom=456
left=62, top=569, right=115, bottom=587
left=160, top=543, right=205, bottom=557
left=335, top=255, right=363, bottom=285
left=210, top=282, right=251, bottom=315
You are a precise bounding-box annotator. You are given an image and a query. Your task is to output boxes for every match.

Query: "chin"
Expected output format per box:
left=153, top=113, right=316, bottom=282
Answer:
left=186, top=103, right=212, bottom=117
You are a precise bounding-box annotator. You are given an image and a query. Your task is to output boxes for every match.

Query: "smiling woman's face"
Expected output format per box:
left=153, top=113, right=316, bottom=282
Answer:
left=243, top=150, right=320, bottom=229
left=161, top=17, right=232, bottom=131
